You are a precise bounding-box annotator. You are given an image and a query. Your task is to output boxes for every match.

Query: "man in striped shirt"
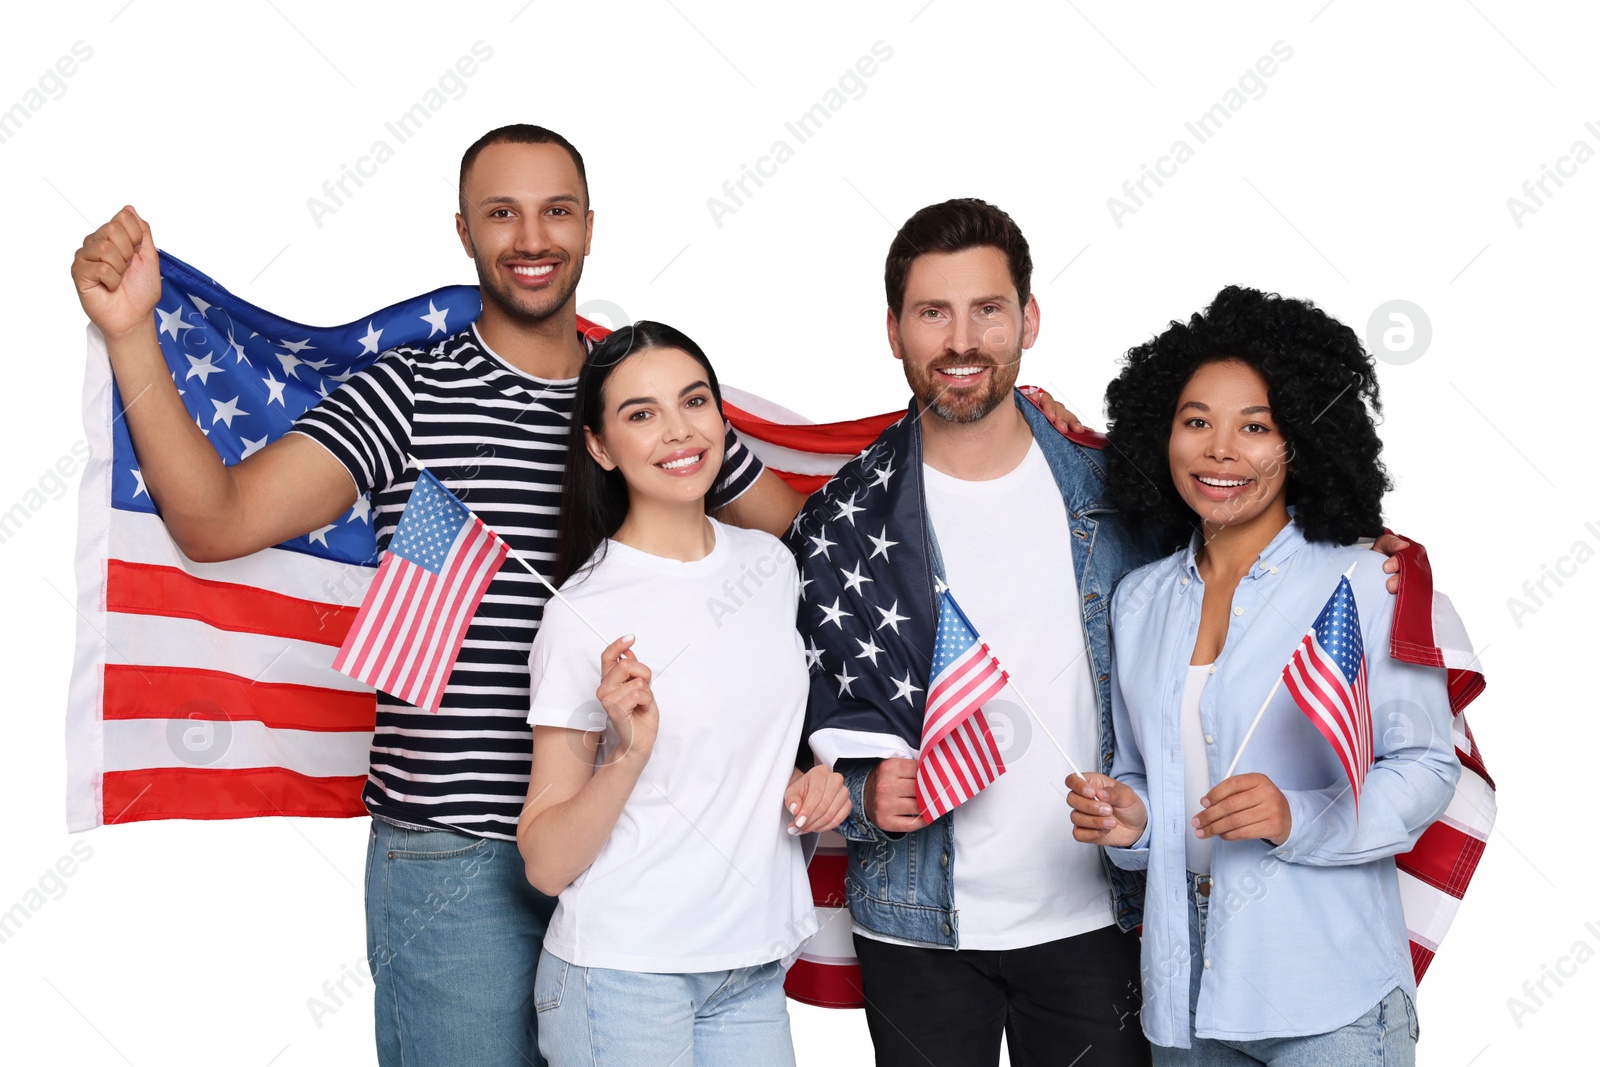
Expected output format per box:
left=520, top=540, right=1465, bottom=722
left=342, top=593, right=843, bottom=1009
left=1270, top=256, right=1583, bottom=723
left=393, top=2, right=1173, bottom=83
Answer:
left=70, top=124, right=801, bottom=1067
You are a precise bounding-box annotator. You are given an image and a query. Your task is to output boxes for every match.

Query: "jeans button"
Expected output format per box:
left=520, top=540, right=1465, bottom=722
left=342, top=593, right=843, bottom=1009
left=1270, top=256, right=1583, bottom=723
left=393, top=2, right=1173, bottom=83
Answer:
left=939, top=852, right=949, bottom=868
left=941, top=922, right=953, bottom=936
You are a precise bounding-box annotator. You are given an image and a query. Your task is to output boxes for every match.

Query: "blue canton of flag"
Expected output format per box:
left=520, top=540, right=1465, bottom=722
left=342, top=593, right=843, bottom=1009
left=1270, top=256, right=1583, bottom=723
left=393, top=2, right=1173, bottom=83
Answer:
left=1314, top=578, right=1364, bottom=682
left=787, top=438, right=935, bottom=757
left=388, top=473, right=472, bottom=573
left=930, top=593, right=987, bottom=677
left=115, top=251, right=483, bottom=566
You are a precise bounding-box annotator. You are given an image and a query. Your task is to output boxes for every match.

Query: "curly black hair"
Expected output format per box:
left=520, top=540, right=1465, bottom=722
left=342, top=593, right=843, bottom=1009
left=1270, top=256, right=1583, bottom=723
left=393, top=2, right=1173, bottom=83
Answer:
left=1104, top=285, right=1390, bottom=551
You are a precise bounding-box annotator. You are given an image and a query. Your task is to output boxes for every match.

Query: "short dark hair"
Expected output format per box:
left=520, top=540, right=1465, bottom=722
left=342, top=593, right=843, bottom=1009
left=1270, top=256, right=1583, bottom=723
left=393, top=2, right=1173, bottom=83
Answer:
left=884, top=198, right=1032, bottom=315
left=1104, top=285, right=1390, bottom=550
left=458, top=124, right=589, bottom=216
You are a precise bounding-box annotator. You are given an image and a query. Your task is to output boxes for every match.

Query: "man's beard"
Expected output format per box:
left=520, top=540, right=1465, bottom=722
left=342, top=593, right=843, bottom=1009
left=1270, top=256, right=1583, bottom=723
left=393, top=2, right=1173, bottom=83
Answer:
left=904, top=349, right=1022, bottom=425
left=475, top=253, right=584, bottom=326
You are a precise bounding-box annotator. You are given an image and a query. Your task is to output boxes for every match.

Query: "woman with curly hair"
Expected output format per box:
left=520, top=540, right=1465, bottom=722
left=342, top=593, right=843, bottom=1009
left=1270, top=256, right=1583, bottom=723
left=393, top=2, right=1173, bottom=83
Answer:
left=1066, top=286, right=1461, bottom=1064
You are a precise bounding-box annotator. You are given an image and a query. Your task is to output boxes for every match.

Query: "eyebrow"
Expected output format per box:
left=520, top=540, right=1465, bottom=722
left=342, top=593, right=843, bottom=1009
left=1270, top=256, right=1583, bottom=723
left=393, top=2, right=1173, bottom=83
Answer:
left=476, top=193, right=584, bottom=209
left=615, top=380, right=711, bottom=414
left=1177, top=400, right=1273, bottom=416
left=912, top=294, right=1013, bottom=310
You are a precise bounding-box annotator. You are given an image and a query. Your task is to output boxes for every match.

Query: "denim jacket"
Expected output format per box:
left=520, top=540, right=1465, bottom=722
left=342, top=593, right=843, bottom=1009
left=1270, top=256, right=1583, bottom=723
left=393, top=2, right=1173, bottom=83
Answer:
left=801, top=394, right=1160, bottom=947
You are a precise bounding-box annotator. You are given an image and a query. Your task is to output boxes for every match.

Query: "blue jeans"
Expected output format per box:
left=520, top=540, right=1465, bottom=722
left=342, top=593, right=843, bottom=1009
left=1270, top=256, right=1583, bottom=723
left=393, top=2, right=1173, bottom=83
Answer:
left=365, top=818, right=559, bottom=1067
left=534, top=947, right=797, bottom=1067
left=1152, top=873, right=1418, bottom=1066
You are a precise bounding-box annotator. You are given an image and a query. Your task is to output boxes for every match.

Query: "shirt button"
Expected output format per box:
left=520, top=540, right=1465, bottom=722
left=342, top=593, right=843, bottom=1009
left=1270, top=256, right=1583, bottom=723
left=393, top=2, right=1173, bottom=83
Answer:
left=1204, top=735, right=1214, bottom=745
left=1181, top=577, right=1190, bottom=586
left=1207, top=664, right=1217, bottom=675
left=1203, top=958, right=1212, bottom=969
left=1269, top=566, right=1278, bottom=574
left=1233, top=607, right=1244, bottom=617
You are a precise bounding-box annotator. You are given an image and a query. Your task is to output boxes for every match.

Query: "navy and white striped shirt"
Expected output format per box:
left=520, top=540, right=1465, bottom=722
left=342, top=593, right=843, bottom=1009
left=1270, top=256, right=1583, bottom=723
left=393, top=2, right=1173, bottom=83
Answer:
left=293, top=325, right=762, bottom=838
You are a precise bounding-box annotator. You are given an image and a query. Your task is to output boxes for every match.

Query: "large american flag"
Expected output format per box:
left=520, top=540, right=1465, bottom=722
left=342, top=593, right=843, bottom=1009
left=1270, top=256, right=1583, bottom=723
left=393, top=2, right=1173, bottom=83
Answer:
left=332, top=470, right=508, bottom=713
left=917, top=590, right=1009, bottom=821
left=66, top=252, right=882, bottom=831
left=67, top=252, right=481, bottom=829
left=1282, top=572, right=1374, bottom=811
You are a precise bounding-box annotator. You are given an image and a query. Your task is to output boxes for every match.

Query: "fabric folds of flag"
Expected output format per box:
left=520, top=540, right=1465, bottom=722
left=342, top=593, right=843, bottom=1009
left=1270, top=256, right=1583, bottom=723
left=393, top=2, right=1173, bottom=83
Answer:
left=332, top=470, right=509, bottom=713
left=916, top=591, right=1010, bottom=821
left=68, top=251, right=483, bottom=830
left=721, top=385, right=901, bottom=494
left=1281, top=573, right=1374, bottom=811
left=1386, top=541, right=1493, bottom=981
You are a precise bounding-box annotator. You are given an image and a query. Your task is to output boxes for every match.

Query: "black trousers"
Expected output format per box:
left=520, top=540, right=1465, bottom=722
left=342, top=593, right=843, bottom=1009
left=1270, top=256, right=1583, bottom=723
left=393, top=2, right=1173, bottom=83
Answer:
left=853, top=924, right=1151, bottom=1067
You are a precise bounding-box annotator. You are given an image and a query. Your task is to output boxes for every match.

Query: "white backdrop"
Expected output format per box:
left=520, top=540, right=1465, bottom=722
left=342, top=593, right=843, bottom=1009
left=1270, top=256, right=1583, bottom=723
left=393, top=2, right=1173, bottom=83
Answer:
left=3, top=2, right=1594, bottom=1064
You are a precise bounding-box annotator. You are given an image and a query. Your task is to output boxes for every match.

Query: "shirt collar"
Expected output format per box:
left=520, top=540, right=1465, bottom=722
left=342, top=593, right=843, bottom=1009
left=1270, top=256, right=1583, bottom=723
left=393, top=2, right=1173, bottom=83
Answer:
left=1181, top=510, right=1308, bottom=580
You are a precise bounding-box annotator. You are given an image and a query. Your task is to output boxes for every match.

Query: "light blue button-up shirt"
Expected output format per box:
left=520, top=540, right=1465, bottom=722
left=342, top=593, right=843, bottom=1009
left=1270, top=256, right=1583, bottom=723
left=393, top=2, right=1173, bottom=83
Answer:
left=1107, top=519, right=1460, bottom=1048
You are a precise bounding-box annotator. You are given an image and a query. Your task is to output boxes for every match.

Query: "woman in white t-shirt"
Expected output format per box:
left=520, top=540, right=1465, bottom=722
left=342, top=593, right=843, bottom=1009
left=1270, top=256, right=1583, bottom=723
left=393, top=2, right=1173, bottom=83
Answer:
left=517, top=321, right=850, bottom=1067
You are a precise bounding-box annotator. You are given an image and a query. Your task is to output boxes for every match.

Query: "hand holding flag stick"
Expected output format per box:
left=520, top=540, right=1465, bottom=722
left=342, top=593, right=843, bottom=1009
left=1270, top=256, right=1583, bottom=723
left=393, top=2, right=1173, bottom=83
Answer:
left=1223, top=674, right=1287, bottom=781
left=1001, top=683, right=1082, bottom=779
left=1065, top=772, right=1148, bottom=847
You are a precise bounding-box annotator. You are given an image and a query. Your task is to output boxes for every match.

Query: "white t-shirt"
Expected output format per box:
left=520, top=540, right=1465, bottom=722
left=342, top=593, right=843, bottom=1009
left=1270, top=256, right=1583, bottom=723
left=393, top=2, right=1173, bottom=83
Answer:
left=859, top=440, right=1113, bottom=951
left=1182, top=664, right=1215, bottom=875
left=526, top=519, right=818, bottom=972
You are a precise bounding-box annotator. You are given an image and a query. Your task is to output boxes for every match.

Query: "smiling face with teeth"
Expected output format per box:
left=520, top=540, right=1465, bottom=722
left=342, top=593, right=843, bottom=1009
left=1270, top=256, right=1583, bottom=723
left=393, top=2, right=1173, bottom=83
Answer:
left=1167, top=358, right=1293, bottom=540
left=887, top=245, right=1038, bottom=426
left=583, top=345, right=725, bottom=512
left=455, top=140, right=592, bottom=334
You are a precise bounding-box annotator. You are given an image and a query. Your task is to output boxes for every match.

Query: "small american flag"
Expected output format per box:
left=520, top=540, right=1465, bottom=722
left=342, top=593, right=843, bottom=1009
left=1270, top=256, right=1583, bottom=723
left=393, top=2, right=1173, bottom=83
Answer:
left=916, top=590, right=1010, bottom=821
left=333, top=470, right=509, bottom=712
left=1282, top=574, right=1374, bottom=809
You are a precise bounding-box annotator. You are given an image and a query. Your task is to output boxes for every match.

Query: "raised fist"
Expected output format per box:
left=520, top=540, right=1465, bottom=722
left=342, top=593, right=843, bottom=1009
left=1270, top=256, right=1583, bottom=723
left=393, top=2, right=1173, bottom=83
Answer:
left=72, top=205, right=162, bottom=340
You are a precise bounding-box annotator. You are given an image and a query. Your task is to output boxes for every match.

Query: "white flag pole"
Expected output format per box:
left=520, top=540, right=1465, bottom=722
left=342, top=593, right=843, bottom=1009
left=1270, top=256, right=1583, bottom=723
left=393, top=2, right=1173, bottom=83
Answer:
left=1225, top=562, right=1359, bottom=778
left=404, top=453, right=612, bottom=645
left=1004, top=682, right=1083, bottom=780
left=1224, top=675, right=1284, bottom=780
left=948, top=590, right=1084, bottom=778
